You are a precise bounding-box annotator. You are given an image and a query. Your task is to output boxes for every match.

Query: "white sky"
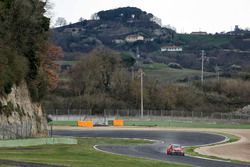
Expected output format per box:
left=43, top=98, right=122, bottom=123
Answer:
left=50, top=0, right=250, bottom=33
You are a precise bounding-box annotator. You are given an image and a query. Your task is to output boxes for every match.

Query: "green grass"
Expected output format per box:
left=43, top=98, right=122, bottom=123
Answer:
left=0, top=138, right=189, bottom=167
left=49, top=119, right=250, bottom=129
left=125, top=120, right=250, bottom=129
left=49, top=120, right=77, bottom=126
left=0, top=138, right=77, bottom=148
left=142, top=63, right=215, bottom=82
left=175, top=34, right=232, bottom=47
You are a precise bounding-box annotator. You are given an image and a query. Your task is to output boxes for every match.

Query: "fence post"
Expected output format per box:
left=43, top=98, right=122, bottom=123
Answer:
left=68, top=108, right=70, bottom=121
left=26, top=117, right=28, bottom=138
left=50, top=123, right=53, bottom=138
left=55, top=109, right=58, bottom=121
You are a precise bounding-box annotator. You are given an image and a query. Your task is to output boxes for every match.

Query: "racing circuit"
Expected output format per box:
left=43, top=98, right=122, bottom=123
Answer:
left=54, top=129, right=250, bottom=167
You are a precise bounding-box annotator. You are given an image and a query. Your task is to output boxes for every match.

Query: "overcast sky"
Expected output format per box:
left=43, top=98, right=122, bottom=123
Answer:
left=50, top=0, right=250, bottom=33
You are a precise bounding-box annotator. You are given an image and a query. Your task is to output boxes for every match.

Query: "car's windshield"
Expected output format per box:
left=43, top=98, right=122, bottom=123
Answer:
left=173, top=144, right=181, bottom=148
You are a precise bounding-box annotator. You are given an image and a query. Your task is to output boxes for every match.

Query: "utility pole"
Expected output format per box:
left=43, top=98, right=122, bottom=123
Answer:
left=131, top=67, right=135, bottom=80
left=201, top=50, right=205, bottom=85
left=136, top=46, right=140, bottom=58
left=217, top=70, right=220, bottom=81
left=215, top=65, right=220, bottom=81
left=139, top=69, right=144, bottom=118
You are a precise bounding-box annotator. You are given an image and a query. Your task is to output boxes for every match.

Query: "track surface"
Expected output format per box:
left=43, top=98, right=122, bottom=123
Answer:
left=54, top=129, right=250, bottom=167
left=0, top=159, right=61, bottom=167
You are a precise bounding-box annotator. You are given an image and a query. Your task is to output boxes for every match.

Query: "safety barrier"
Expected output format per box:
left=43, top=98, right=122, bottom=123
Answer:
left=113, top=120, right=124, bottom=126
left=77, top=121, right=94, bottom=127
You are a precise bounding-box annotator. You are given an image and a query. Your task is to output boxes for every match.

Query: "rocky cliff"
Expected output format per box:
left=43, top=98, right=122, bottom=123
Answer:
left=0, top=81, right=48, bottom=139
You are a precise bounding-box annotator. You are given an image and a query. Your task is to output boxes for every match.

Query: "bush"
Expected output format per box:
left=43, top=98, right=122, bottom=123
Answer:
left=28, top=70, right=49, bottom=102
left=168, top=62, right=183, bottom=69
left=0, top=48, right=28, bottom=94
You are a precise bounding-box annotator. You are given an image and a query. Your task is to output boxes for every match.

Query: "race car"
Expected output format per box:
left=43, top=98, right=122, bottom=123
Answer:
left=166, top=144, right=185, bottom=156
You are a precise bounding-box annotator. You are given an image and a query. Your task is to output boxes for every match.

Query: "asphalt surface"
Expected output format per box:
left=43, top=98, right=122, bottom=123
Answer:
left=0, top=159, right=61, bottom=167
left=54, top=129, right=250, bottom=167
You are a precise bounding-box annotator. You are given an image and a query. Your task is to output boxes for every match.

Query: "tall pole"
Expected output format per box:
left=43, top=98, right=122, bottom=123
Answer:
left=201, top=50, right=205, bottom=85
left=217, top=71, right=220, bottom=81
left=215, top=65, right=220, bottom=81
left=132, top=67, right=135, bottom=80
left=140, top=69, right=144, bottom=118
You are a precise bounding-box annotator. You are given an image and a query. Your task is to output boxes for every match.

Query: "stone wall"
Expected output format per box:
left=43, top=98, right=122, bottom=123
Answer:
left=0, top=81, right=48, bottom=139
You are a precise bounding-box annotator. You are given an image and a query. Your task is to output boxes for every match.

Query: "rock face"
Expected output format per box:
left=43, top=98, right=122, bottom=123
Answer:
left=0, top=81, right=48, bottom=139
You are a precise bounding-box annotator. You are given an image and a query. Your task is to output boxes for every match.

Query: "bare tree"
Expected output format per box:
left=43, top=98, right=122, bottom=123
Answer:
left=54, top=17, right=67, bottom=27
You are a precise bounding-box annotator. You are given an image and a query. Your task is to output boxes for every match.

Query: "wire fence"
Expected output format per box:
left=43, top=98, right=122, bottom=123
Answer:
left=46, top=108, right=250, bottom=123
left=0, top=122, right=33, bottom=140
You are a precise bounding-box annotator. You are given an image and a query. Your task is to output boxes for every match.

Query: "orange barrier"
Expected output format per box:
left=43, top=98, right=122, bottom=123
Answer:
left=77, top=121, right=94, bottom=127
left=113, top=120, right=124, bottom=126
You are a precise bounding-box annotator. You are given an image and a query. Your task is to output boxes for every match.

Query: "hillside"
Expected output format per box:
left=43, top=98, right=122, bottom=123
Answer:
left=52, top=7, right=175, bottom=55
left=52, top=7, right=250, bottom=78
left=143, top=63, right=215, bottom=83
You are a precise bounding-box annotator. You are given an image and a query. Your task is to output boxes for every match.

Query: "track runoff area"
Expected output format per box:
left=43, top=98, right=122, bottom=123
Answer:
left=54, top=129, right=250, bottom=167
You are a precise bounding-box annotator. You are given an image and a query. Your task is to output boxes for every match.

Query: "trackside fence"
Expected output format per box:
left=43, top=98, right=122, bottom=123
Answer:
left=0, top=122, right=33, bottom=140
left=46, top=109, right=250, bottom=123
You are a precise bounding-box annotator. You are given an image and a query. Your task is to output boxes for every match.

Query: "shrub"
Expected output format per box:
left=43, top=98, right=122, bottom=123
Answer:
left=168, top=62, right=183, bottom=69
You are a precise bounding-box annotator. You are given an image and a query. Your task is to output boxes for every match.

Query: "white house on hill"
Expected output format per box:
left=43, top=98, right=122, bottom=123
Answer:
left=125, top=35, right=144, bottom=43
left=161, top=45, right=183, bottom=52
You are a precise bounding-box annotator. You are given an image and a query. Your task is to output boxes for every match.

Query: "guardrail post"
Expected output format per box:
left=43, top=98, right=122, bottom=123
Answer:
left=50, top=123, right=53, bottom=137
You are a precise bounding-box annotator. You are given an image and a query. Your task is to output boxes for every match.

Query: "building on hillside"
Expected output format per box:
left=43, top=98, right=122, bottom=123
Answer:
left=191, top=31, right=208, bottom=35
left=161, top=45, right=183, bottom=52
left=228, top=25, right=245, bottom=36
left=112, top=39, right=125, bottom=44
left=125, top=35, right=144, bottom=43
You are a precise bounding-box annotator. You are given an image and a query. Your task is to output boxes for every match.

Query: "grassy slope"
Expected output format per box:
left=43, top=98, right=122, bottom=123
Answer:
left=175, top=34, right=232, bottom=48
left=143, top=63, right=215, bottom=82
left=0, top=138, right=189, bottom=167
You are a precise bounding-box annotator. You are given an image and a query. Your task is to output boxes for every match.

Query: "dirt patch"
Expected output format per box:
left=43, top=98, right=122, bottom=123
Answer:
left=195, top=129, right=250, bottom=162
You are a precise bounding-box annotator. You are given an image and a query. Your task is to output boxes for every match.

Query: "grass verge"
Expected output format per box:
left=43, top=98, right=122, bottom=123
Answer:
left=49, top=120, right=77, bottom=126
left=125, top=120, right=250, bottom=129
left=49, top=120, right=250, bottom=129
left=0, top=138, right=189, bottom=167
left=0, top=137, right=77, bottom=148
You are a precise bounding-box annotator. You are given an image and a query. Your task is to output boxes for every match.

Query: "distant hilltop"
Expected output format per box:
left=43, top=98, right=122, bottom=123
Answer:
left=52, top=7, right=250, bottom=72
left=52, top=7, right=175, bottom=53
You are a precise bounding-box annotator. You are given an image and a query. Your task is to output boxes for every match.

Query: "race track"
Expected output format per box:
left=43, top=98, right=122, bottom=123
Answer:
left=54, top=129, right=250, bottom=167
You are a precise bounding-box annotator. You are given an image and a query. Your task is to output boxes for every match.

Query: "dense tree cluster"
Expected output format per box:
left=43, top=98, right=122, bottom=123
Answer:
left=97, top=7, right=153, bottom=22
left=0, top=0, right=55, bottom=101
left=43, top=48, right=209, bottom=113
